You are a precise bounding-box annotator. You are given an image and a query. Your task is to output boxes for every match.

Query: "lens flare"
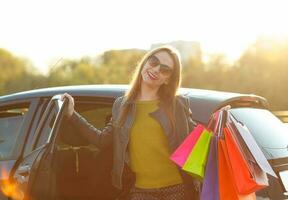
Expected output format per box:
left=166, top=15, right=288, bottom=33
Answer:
left=1, top=168, right=24, bottom=200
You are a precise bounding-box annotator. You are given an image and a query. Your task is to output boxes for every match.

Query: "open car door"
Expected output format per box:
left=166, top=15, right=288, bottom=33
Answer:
left=12, top=95, right=67, bottom=200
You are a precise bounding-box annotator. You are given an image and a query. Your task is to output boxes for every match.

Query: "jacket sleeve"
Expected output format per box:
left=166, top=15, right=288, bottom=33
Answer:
left=178, top=95, right=197, bottom=132
left=186, top=97, right=197, bottom=132
left=68, top=97, right=122, bottom=149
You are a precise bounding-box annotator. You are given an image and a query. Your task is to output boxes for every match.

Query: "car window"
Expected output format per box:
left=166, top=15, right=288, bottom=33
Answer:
left=34, top=101, right=59, bottom=149
left=0, top=105, right=29, bottom=160
left=230, top=108, right=288, bottom=159
left=76, top=102, right=112, bottom=129
left=55, top=100, right=113, bottom=148
left=279, top=170, right=288, bottom=195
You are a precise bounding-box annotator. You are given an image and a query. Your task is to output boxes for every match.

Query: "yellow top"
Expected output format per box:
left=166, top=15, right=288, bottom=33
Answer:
left=128, top=100, right=183, bottom=189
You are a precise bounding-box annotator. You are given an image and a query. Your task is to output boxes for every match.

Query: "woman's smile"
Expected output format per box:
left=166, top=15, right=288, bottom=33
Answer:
left=147, top=70, right=158, bottom=80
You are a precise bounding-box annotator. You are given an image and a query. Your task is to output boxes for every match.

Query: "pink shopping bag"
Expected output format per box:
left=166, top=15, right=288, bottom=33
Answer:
left=170, top=124, right=205, bottom=167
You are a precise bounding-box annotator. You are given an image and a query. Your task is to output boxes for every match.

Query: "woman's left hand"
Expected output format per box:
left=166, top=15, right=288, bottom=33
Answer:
left=192, top=179, right=201, bottom=192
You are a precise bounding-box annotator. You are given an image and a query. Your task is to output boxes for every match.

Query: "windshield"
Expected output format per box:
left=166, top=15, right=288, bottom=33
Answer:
left=230, top=108, right=288, bottom=159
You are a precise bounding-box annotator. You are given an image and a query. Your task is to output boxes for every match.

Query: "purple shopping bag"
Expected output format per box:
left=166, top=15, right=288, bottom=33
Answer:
left=200, top=135, right=219, bottom=200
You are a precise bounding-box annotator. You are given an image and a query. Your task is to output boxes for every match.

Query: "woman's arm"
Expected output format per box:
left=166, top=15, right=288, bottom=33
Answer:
left=68, top=111, right=113, bottom=148
left=61, top=93, right=121, bottom=149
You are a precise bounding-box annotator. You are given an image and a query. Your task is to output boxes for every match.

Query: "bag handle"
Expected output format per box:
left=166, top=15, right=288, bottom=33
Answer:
left=207, top=105, right=231, bottom=137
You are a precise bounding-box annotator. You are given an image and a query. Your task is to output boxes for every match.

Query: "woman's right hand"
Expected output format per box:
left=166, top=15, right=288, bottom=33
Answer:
left=61, top=93, right=75, bottom=118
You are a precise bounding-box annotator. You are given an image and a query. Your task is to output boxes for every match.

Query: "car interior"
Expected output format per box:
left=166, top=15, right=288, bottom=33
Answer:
left=52, top=102, right=119, bottom=200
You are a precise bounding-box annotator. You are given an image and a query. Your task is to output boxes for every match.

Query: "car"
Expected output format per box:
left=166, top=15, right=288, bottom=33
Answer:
left=0, top=84, right=287, bottom=200
left=273, top=111, right=288, bottom=128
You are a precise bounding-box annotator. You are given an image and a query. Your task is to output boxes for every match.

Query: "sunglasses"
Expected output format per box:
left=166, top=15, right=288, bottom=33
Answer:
left=146, top=55, right=173, bottom=76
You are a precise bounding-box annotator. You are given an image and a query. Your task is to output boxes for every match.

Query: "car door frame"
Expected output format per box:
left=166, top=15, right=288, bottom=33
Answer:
left=0, top=97, right=42, bottom=199
left=12, top=94, right=67, bottom=200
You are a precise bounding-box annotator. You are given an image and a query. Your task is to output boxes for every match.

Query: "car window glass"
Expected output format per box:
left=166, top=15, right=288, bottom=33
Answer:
left=231, top=108, right=288, bottom=159
left=0, top=106, right=29, bottom=160
left=27, top=101, right=49, bottom=144
left=77, top=103, right=112, bottom=128
left=34, top=101, right=59, bottom=149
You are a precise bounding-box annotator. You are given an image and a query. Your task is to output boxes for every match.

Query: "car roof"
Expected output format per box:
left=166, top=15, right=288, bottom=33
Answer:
left=0, top=84, right=268, bottom=124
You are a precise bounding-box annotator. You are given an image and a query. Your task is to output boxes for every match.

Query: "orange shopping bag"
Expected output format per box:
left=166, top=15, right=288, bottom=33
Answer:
left=218, top=129, right=256, bottom=200
left=224, top=127, right=268, bottom=194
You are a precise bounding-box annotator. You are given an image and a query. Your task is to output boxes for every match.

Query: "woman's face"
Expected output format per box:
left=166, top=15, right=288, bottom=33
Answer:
left=141, top=50, right=174, bottom=89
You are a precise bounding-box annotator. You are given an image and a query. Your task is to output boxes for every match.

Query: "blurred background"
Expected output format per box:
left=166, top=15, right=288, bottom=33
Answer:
left=0, top=0, right=287, bottom=118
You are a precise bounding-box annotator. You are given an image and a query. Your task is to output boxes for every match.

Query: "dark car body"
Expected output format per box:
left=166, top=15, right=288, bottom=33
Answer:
left=0, top=84, right=287, bottom=199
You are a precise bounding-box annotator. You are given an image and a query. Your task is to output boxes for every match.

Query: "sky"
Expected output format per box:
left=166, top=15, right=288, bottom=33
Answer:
left=1, top=0, right=288, bottom=74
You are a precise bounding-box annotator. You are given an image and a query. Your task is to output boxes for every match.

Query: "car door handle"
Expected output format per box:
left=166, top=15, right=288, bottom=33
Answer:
left=18, top=165, right=31, bottom=176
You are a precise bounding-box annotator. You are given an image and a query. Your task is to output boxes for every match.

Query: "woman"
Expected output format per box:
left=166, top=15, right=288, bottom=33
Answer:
left=62, top=46, right=200, bottom=200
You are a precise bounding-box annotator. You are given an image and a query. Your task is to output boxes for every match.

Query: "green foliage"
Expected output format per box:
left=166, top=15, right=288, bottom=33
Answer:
left=46, top=49, right=146, bottom=86
left=47, top=58, right=102, bottom=86
left=0, top=49, right=46, bottom=95
left=229, top=38, right=288, bottom=110
left=99, top=49, right=146, bottom=83
left=0, top=38, right=287, bottom=110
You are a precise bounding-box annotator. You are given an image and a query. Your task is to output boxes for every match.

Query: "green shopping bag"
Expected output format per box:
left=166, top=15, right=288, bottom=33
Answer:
left=182, top=129, right=212, bottom=179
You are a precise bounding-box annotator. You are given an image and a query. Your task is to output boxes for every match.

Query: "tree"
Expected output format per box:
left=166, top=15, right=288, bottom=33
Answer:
left=233, top=37, right=288, bottom=110
left=0, top=48, right=45, bottom=95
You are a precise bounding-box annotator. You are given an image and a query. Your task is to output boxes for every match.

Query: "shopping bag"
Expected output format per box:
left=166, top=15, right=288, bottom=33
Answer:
left=218, top=134, right=257, bottom=200
left=226, top=115, right=269, bottom=191
left=227, top=111, right=277, bottom=178
left=200, top=135, right=219, bottom=200
left=170, top=110, right=220, bottom=168
left=182, top=129, right=212, bottom=179
left=223, top=127, right=268, bottom=194
left=170, top=124, right=205, bottom=167
left=200, top=110, right=222, bottom=200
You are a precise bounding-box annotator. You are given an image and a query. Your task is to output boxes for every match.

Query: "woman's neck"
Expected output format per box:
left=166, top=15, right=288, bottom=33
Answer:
left=137, top=83, right=159, bottom=101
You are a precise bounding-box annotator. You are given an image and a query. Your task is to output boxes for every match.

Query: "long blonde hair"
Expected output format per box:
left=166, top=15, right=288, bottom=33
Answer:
left=117, top=45, right=182, bottom=131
